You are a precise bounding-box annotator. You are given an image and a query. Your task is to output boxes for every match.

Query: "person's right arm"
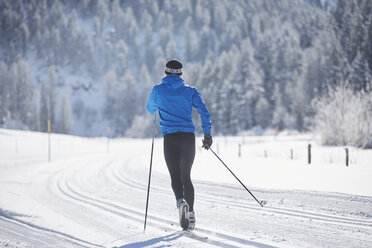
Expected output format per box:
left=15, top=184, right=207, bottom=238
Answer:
left=146, top=86, right=158, bottom=114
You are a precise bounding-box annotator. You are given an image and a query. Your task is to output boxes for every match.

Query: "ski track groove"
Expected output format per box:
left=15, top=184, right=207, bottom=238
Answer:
left=0, top=215, right=92, bottom=248
left=45, top=158, right=128, bottom=241
left=109, top=156, right=372, bottom=230
left=0, top=223, right=50, bottom=247
left=57, top=174, right=243, bottom=248
left=55, top=158, right=278, bottom=248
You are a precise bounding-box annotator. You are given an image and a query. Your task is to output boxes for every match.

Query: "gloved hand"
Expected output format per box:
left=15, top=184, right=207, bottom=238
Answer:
left=202, top=134, right=213, bottom=150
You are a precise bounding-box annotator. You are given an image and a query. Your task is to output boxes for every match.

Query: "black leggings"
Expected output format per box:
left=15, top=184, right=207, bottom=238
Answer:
left=164, top=132, right=195, bottom=211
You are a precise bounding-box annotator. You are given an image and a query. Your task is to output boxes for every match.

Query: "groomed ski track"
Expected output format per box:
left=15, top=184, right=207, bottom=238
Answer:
left=51, top=155, right=279, bottom=248
left=49, top=151, right=372, bottom=247
left=1, top=134, right=372, bottom=247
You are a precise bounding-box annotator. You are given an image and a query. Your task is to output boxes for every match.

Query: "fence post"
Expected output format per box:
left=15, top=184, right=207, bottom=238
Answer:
left=238, top=144, right=241, bottom=158
left=345, top=148, right=349, bottom=166
left=290, top=149, right=293, bottom=160
left=308, top=144, right=311, bottom=164
left=264, top=150, right=267, bottom=158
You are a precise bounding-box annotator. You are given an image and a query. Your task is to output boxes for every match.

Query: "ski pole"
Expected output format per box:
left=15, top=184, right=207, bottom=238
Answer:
left=209, top=147, right=266, bottom=207
left=144, top=114, right=157, bottom=232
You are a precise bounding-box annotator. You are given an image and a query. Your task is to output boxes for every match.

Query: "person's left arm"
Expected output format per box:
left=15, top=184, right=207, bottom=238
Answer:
left=192, top=88, right=211, bottom=135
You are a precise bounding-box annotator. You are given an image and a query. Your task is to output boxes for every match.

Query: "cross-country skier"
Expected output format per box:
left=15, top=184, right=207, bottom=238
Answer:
left=146, top=59, right=213, bottom=230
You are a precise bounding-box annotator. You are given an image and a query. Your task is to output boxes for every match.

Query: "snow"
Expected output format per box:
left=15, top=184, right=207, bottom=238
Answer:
left=0, top=128, right=371, bottom=247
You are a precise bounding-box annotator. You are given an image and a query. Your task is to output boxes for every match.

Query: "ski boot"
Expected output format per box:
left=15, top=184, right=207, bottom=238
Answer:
left=177, top=198, right=189, bottom=230
left=188, top=210, right=195, bottom=230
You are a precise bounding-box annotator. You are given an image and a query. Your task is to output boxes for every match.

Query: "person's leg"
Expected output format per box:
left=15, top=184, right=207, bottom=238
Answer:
left=164, top=135, right=183, bottom=201
left=179, top=133, right=196, bottom=211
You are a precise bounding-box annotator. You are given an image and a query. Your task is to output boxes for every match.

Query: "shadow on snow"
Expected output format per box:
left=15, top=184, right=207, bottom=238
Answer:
left=114, top=232, right=182, bottom=248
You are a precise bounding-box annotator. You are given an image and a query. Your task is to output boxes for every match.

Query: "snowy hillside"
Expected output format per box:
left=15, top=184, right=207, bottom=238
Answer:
left=1, top=0, right=371, bottom=138
left=1, top=129, right=371, bottom=247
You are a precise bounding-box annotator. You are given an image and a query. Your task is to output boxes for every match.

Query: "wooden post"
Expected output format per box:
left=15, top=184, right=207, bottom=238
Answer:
left=238, top=144, right=241, bottom=158
left=308, top=144, right=311, bottom=164
left=264, top=150, right=267, bottom=158
left=345, top=148, right=349, bottom=166
left=48, top=120, right=51, bottom=163
left=290, top=149, right=293, bottom=160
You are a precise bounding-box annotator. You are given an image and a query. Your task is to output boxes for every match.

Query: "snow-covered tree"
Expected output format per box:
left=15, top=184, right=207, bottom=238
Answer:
left=0, top=61, right=9, bottom=124
left=60, top=91, right=72, bottom=134
left=140, top=65, right=152, bottom=113
left=96, top=0, right=109, bottom=32
left=116, top=39, right=128, bottom=76
left=40, top=80, right=49, bottom=132
left=0, top=0, right=371, bottom=139
left=255, top=96, right=271, bottom=129
left=46, top=65, right=58, bottom=128
left=313, top=85, right=372, bottom=148
left=115, top=70, right=138, bottom=136
left=104, top=70, right=118, bottom=122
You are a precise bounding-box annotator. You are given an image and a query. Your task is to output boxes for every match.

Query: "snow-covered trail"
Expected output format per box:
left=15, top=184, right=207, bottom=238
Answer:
left=1, top=129, right=372, bottom=247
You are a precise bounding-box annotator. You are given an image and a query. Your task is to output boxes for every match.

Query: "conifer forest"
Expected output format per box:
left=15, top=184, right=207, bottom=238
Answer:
left=0, top=0, right=371, bottom=147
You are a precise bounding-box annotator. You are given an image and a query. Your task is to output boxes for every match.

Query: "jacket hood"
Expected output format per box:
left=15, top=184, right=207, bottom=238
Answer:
left=162, top=74, right=184, bottom=89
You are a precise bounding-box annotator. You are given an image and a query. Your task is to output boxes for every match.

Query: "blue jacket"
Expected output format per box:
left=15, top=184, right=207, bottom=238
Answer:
left=147, top=74, right=211, bottom=136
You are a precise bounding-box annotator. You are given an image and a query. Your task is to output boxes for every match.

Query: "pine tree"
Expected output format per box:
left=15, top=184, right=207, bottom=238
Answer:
left=115, top=70, right=138, bottom=136
left=165, top=38, right=177, bottom=59
left=0, top=0, right=370, bottom=137
left=28, top=1, right=40, bottom=42
left=185, top=28, right=199, bottom=62
left=111, top=0, right=121, bottom=23
left=16, top=58, right=33, bottom=127
left=46, top=66, right=58, bottom=128
left=40, top=81, right=49, bottom=132
left=60, top=91, right=72, bottom=134
left=104, top=70, right=118, bottom=124
left=123, top=7, right=138, bottom=47
left=116, top=39, right=128, bottom=76
left=20, top=24, right=29, bottom=56
left=0, top=61, right=9, bottom=125
left=67, top=9, right=79, bottom=67
left=96, top=0, right=110, bottom=32
left=255, top=96, right=271, bottom=128
left=50, top=0, right=65, bottom=29
left=51, top=27, right=61, bottom=65
left=33, top=89, right=41, bottom=131
left=144, top=25, right=155, bottom=71
left=154, top=48, right=166, bottom=81
left=140, top=65, right=152, bottom=113
left=104, top=40, right=113, bottom=72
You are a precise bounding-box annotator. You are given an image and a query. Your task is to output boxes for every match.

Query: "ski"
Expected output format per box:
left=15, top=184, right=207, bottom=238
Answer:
left=180, top=230, right=208, bottom=240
